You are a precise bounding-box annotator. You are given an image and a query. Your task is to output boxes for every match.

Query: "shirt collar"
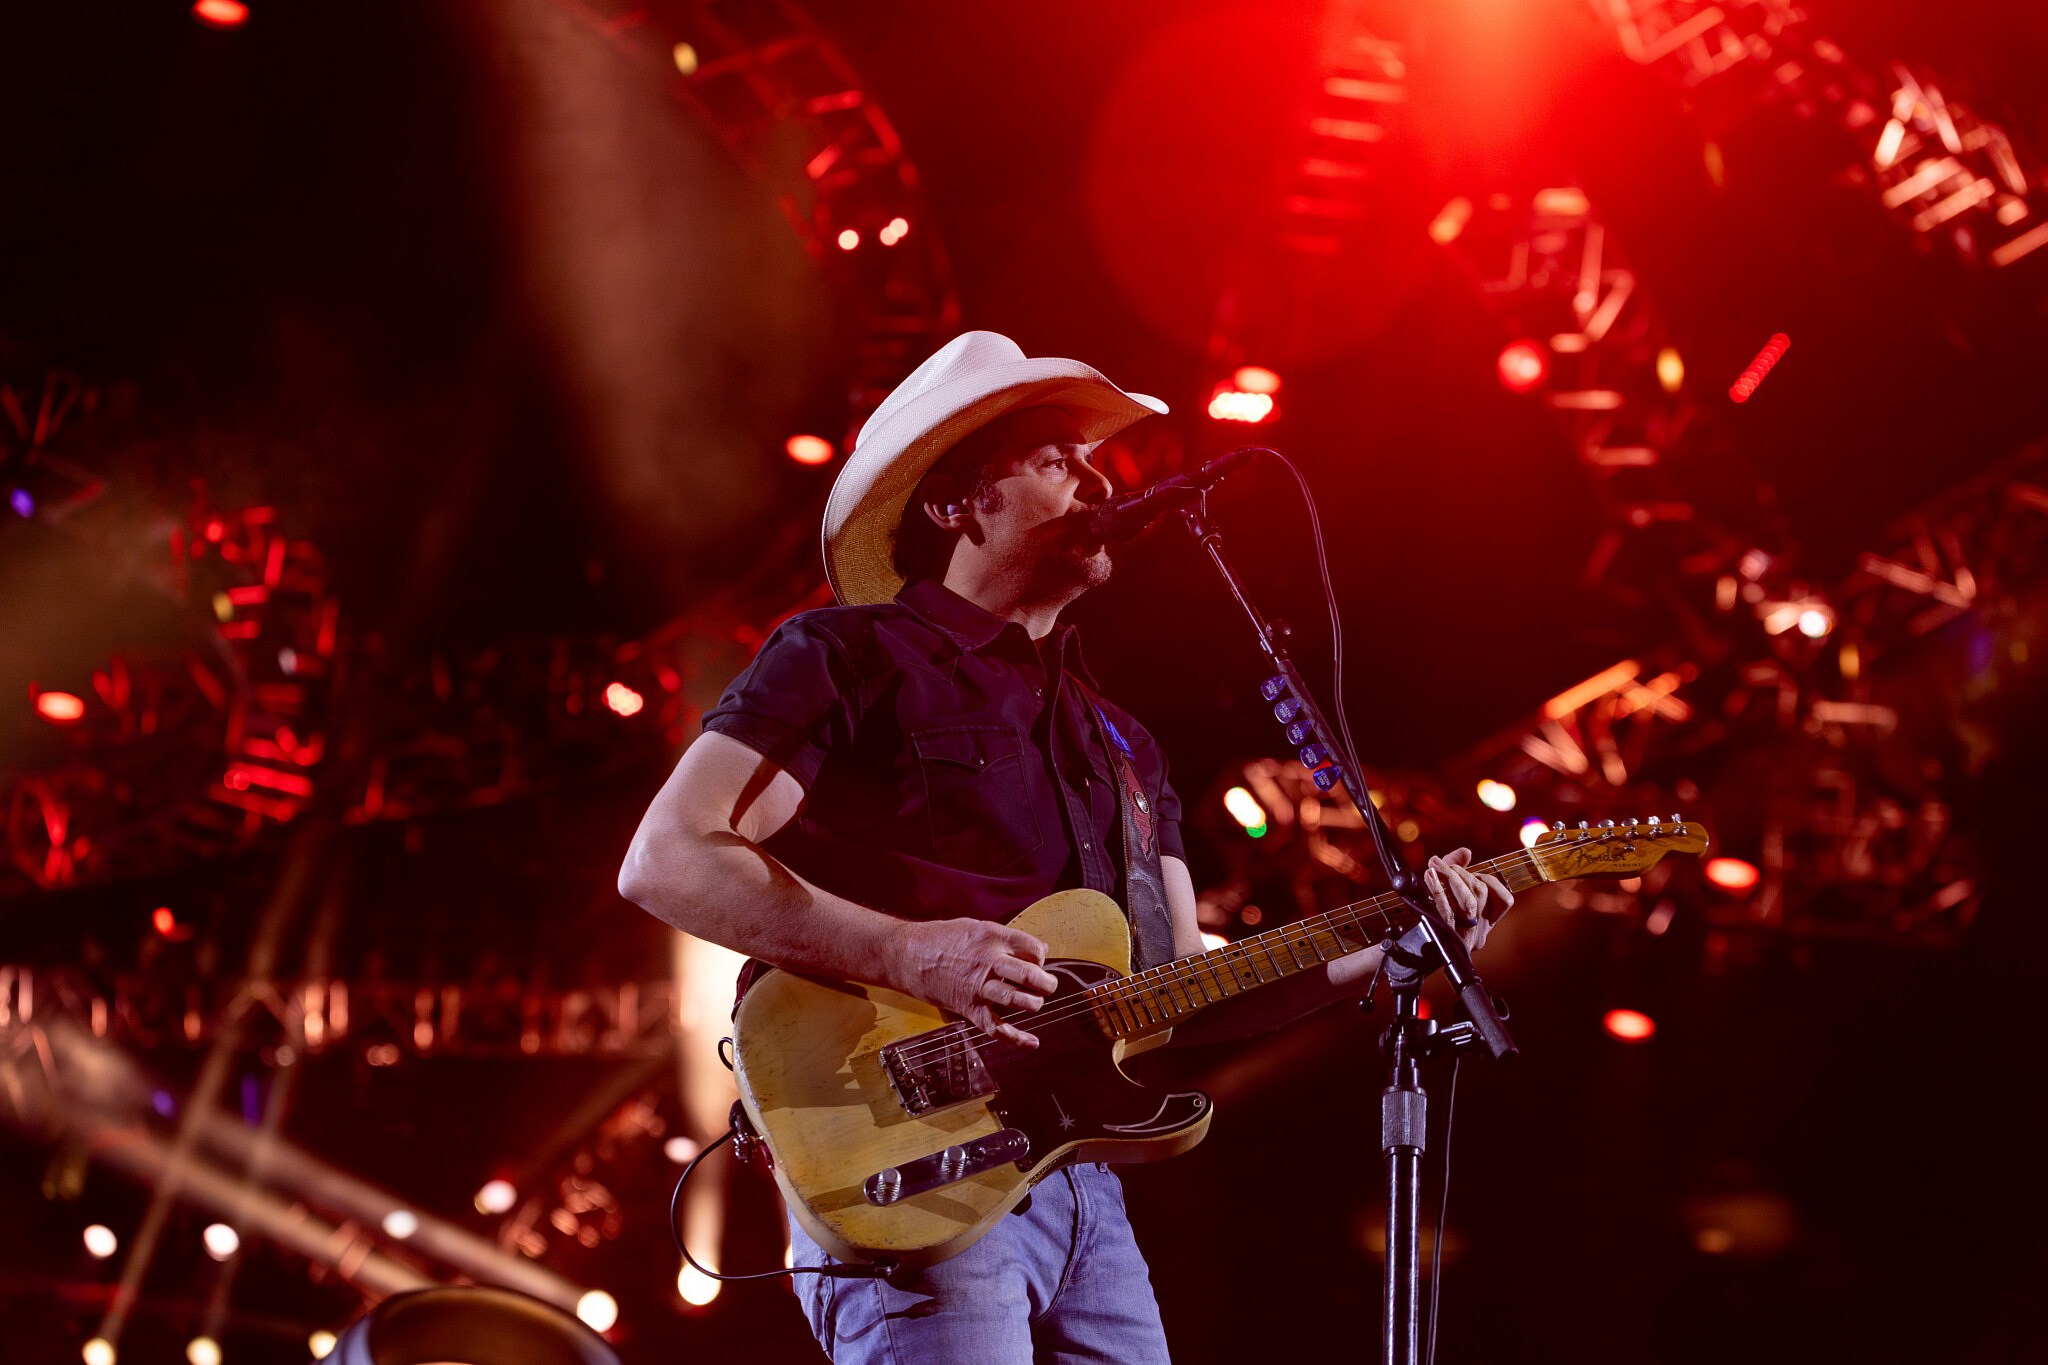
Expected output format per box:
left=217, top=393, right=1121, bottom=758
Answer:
left=896, top=578, right=1100, bottom=687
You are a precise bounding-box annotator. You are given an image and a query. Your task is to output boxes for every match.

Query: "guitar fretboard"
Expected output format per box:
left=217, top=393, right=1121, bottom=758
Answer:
left=1082, top=850, right=1545, bottom=1040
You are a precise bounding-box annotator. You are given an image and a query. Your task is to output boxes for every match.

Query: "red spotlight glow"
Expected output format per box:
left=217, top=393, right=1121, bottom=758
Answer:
left=1231, top=365, right=1282, bottom=395
left=836, top=228, right=859, bottom=251
left=785, top=434, right=835, bottom=465
left=1729, top=332, right=1790, bottom=404
left=153, top=906, right=178, bottom=936
left=1496, top=340, right=1549, bottom=394
left=192, top=0, right=249, bottom=29
left=604, top=683, right=645, bottom=717
left=35, top=691, right=86, bottom=723
left=878, top=217, right=910, bottom=246
left=1705, top=857, right=1761, bottom=892
left=1206, top=389, right=1275, bottom=423
left=1604, top=1008, right=1657, bottom=1042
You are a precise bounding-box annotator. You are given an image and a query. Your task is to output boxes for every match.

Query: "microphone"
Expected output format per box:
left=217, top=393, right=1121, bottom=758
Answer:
left=1087, top=447, right=1269, bottom=543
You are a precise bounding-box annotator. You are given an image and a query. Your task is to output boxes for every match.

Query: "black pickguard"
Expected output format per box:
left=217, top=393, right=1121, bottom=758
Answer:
left=984, top=959, right=1211, bottom=1172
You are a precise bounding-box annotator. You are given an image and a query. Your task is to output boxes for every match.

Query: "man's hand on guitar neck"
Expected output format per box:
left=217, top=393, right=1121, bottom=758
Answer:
left=1423, top=847, right=1514, bottom=953
left=892, top=919, right=1061, bottom=1050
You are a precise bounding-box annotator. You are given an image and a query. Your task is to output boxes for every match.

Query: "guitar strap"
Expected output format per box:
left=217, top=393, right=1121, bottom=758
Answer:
left=1085, top=696, right=1175, bottom=972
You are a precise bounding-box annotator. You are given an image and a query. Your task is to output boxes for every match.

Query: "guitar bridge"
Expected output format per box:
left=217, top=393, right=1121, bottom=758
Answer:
left=864, top=1128, right=1032, bottom=1205
left=880, top=1029, right=996, bottom=1116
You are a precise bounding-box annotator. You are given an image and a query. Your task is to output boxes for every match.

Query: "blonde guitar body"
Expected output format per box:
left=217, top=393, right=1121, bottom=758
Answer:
left=732, top=889, right=1210, bottom=1269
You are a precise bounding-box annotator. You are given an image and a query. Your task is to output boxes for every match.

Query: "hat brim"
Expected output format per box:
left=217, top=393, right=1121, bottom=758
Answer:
left=822, top=362, right=1166, bottom=607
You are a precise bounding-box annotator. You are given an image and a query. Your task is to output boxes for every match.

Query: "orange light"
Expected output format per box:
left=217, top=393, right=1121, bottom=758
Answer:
left=35, top=690, right=86, bottom=723
left=785, top=434, right=835, bottom=465
left=192, top=0, right=248, bottom=29
left=1231, top=365, right=1282, bottom=395
left=1476, top=779, right=1516, bottom=812
left=1206, top=390, right=1275, bottom=423
left=1705, top=857, right=1761, bottom=892
left=1604, top=1008, right=1656, bottom=1042
left=1497, top=340, right=1549, bottom=394
left=604, top=682, right=645, bottom=717
left=836, top=228, right=860, bottom=251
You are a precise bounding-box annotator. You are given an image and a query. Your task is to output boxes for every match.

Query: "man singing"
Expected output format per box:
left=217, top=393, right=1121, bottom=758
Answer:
left=618, top=331, right=1510, bottom=1363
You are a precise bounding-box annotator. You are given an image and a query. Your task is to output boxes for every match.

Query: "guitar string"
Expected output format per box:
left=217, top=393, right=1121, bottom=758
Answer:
left=878, top=833, right=1685, bottom=1071
left=879, top=846, right=1548, bottom=1068
left=878, top=846, right=1548, bottom=1070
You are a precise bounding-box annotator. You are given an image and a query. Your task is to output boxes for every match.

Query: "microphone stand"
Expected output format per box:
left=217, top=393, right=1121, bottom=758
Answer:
left=1176, top=491, right=1516, bottom=1365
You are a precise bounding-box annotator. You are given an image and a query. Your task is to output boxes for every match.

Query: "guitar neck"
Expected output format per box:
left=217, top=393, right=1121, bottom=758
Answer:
left=1084, top=850, right=1547, bottom=1041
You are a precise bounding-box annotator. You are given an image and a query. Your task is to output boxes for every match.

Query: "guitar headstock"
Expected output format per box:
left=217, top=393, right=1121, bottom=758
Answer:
left=1526, top=817, right=1711, bottom=883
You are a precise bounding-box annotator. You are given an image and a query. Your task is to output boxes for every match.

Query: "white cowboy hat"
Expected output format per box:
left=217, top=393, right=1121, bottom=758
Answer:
left=821, top=330, right=1169, bottom=606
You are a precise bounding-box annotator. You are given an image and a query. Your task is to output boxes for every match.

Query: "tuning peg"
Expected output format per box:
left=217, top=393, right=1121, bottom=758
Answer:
left=1670, top=813, right=1683, bottom=824
left=1577, top=820, right=1589, bottom=830
left=1551, top=820, right=1565, bottom=832
left=1260, top=675, right=1290, bottom=702
left=1599, top=818, right=1615, bottom=828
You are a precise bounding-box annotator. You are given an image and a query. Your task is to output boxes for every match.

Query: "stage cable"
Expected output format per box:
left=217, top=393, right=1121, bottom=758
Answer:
left=1426, top=1056, right=1461, bottom=1365
left=667, top=1120, right=894, bottom=1283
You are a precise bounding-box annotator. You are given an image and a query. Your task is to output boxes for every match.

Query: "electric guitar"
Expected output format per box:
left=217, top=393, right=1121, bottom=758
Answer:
left=732, top=818, right=1710, bottom=1268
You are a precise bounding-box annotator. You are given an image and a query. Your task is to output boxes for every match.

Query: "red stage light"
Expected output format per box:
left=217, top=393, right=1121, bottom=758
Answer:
left=192, top=0, right=247, bottom=30
left=836, top=229, right=860, bottom=251
left=878, top=217, right=910, bottom=246
left=1206, top=389, right=1275, bottom=423
left=35, top=691, right=86, bottom=723
left=1231, top=365, right=1282, bottom=395
left=785, top=434, right=835, bottom=465
left=153, top=906, right=178, bottom=936
left=1729, top=333, right=1790, bottom=404
left=604, top=682, right=645, bottom=717
left=1496, top=340, right=1549, bottom=394
left=1705, top=856, right=1761, bottom=891
left=1604, top=1008, right=1656, bottom=1042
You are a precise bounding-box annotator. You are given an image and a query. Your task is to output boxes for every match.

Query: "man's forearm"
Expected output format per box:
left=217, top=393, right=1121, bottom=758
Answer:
left=619, top=827, right=906, bottom=991
left=1165, top=943, right=1387, bottom=1046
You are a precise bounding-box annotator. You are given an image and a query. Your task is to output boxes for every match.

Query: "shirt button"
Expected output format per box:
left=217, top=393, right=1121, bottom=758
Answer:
left=1081, top=840, right=1091, bottom=851
left=1034, top=686, right=1044, bottom=697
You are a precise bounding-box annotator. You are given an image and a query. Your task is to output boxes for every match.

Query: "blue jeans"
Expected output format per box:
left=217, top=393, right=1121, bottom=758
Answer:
left=788, top=1163, right=1172, bottom=1364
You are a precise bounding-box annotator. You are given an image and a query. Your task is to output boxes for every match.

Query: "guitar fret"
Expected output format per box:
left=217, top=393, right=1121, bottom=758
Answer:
left=1088, top=852, right=1543, bottom=1041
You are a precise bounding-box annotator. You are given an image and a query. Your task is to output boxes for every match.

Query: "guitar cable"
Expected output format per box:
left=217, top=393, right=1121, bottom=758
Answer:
left=666, top=1107, right=898, bottom=1283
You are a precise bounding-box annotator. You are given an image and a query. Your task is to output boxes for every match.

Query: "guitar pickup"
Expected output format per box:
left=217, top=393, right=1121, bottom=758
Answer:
left=880, top=1030, right=996, bottom=1116
left=864, top=1128, right=1032, bottom=1205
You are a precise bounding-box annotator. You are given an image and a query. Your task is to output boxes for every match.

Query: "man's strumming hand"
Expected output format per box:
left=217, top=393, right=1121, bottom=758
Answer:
left=892, top=918, right=1060, bottom=1049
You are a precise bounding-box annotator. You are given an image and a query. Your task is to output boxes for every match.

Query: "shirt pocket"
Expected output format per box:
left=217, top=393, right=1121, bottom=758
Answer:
left=912, top=725, right=1045, bottom=876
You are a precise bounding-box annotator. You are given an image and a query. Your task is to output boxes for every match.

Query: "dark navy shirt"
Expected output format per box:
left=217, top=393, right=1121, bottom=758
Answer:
left=702, top=578, right=1184, bottom=930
